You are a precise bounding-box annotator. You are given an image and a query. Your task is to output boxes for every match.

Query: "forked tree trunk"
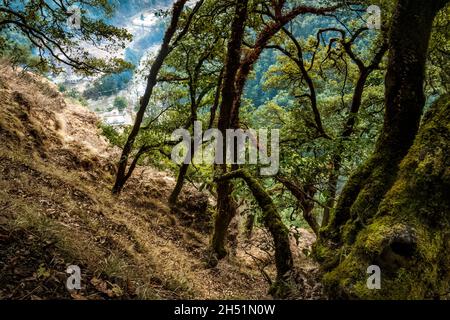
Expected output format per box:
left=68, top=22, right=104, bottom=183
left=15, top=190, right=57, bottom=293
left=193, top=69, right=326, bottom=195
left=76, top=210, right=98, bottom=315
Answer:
left=277, top=176, right=319, bottom=235
left=322, top=39, right=388, bottom=228
left=320, top=94, right=450, bottom=299
left=210, top=0, right=249, bottom=259
left=314, top=0, right=449, bottom=298
left=210, top=1, right=340, bottom=259
left=322, top=0, right=447, bottom=245
left=216, top=169, right=294, bottom=298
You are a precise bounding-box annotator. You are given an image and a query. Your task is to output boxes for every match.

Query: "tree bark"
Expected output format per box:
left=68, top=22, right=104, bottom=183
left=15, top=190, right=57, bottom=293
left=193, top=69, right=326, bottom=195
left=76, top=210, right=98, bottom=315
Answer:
left=277, top=176, right=319, bottom=236
left=245, top=212, right=255, bottom=239
left=211, top=0, right=340, bottom=259
left=322, top=158, right=340, bottom=228
left=216, top=169, right=294, bottom=297
left=321, top=94, right=450, bottom=299
left=314, top=0, right=449, bottom=298
left=112, top=0, right=189, bottom=194
left=323, top=0, right=447, bottom=242
left=169, top=163, right=190, bottom=205
left=210, top=0, right=249, bottom=260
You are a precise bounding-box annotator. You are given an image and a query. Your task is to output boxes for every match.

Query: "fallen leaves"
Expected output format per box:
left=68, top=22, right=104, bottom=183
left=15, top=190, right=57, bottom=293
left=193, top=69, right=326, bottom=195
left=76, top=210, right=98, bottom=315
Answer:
left=90, top=277, right=123, bottom=298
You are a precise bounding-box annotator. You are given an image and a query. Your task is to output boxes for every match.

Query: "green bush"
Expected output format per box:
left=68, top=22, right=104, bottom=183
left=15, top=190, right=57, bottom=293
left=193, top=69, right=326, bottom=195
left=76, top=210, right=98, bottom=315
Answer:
left=113, top=96, right=128, bottom=112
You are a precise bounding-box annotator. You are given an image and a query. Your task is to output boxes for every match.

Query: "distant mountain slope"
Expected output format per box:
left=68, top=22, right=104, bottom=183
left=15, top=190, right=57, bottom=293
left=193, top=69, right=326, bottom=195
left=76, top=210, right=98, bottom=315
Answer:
left=112, top=0, right=172, bottom=19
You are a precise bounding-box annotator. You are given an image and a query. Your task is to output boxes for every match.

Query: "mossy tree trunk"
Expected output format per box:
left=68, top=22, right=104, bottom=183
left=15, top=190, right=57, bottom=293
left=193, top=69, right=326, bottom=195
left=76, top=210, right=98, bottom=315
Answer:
left=210, top=1, right=340, bottom=259
left=325, top=0, right=448, bottom=241
left=210, top=0, right=248, bottom=260
left=314, top=0, right=450, bottom=299
left=319, top=95, right=450, bottom=299
left=216, top=169, right=294, bottom=297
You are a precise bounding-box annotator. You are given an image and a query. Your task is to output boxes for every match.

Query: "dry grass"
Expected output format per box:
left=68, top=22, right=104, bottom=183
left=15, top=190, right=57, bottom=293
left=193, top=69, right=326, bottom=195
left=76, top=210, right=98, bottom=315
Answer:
left=0, top=64, right=272, bottom=300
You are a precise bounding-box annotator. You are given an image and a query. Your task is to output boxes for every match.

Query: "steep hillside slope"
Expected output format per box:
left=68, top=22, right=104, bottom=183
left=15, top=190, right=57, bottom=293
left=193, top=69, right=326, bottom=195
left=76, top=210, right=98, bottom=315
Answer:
left=0, top=65, right=273, bottom=300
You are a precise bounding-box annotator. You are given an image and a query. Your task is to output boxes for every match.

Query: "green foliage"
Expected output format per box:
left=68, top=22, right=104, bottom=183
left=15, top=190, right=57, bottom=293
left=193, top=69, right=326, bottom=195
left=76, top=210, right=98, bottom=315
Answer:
left=124, top=0, right=393, bottom=234
left=0, top=32, right=49, bottom=73
left=98, top=1, right=447, bottom=240
left=98, top=123, right=125, bottom=147
left=83, top=49, right=139, bottom=99
left=426, top=5, right=450, bottom=96
left=64, top=89, right=88, bottom=107
left=113, top=96, right=128, bottom=112
left=0, top=0, right=133, bottom=75
left=58, top=84, right=67, bottom=93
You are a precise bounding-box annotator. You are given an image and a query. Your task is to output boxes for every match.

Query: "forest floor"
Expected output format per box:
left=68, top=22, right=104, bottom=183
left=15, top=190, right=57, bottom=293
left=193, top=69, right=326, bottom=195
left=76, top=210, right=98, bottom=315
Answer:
left=0, top=64, right=321, bottom=300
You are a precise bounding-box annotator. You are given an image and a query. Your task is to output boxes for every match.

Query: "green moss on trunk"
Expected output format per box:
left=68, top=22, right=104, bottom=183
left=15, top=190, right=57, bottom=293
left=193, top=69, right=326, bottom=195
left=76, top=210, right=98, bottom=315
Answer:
left=315, top=1, right=448, bottom=289
left=318, top=95, right=450, bottom=299
left=210, top=176, right=238, bottom=260
left=215, top=169, right=294, bottom=297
